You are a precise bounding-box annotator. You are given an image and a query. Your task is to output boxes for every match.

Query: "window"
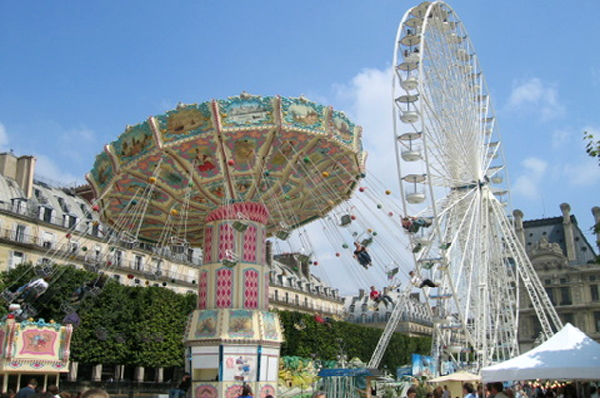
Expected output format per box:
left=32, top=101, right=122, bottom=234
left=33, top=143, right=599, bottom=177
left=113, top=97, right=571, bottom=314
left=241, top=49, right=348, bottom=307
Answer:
left=545, top=287, right=555, bottom=306
left=115, top=250, right=123, bottom=267
left=274, top=290, right=278, bottom=301
left=134, top=255, right=143, bottom=271
left=42, top=231, right=54, bottom=249
left=15, top=224, right=26, bottom=242
left=531, top=316, right=542, bottom=339
left=561, top=313, right=574, bottom=325
left=304, top=297, right=308, bottom=307
left=39, top=206, right=53, bottom=223
left=560, top=278, right=568, bottom=284
left=591, top=285, right=599, bottom=302
left=595, top=312, right=600, bottom=332
left=63, top=215, right=77, bottom=229
left=295, top=294, right=299, bottom=305
left=92, top=222, right=100, bottom=237
left=559, top=287, right=572, bottom=306
left=11, top=251, right=24, bottom=269
left=284, top=292, right=289, bottom=303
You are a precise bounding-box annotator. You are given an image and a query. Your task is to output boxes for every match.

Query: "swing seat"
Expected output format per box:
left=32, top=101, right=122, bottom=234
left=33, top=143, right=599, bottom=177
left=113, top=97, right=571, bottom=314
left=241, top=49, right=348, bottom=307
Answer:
left=233, top=221, right=249, bottom=232
left=84, top=262, right=101, bottom=273
left=441, top=324, right=462, bottom=330
left=222, top=259, right=238, bottom=268
left=275, top=230, right=290, bottom=240
left=429, top=293, right=452, bottom=299
left=421, top=262, right=434, bottom=270
left=340, top=215, right=352, bottom=226
left=119, top=231, right=137, bottom=244
left=0, top=290, right=16, bottom=304
left=296, top=254, right=311, bottom=263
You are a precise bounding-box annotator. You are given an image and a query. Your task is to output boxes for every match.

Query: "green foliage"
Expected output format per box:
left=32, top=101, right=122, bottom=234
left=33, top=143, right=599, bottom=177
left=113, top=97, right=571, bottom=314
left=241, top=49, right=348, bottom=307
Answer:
left=0, top=264, right=197, bottom=368
left=278, top=311, right=431, bottom=375
left=584, top=130, right=600, bottom=165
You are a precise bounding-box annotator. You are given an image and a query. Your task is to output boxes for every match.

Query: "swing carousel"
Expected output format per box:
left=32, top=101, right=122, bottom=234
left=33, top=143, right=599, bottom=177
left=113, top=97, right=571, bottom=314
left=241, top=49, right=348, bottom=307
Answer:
left=86, top=93, right=366, bottom=398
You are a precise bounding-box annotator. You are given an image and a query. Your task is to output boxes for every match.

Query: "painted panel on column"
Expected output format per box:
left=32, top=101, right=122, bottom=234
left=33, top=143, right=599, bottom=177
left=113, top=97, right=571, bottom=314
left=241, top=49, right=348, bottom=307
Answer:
left=198, top=270, right=208, bottom=309
left=215, top=268, right=233, bottom=308
left=225, top=384, right=244, bottom=398
left=260, top=384, right=276, bottom=398
left=243, top=268, right=259, bottom=309
left=257, top=226, right=265, bottom=264
left=194, top=310, right=218, bottom=339
left=261, top=312, right=280, bottom=341
left=223, top=354, right=256, bottom=383
left=195, top=384, right=218, bottom=398
left=227, top=310, right=254, bottom=338
left=203, top=226, right=213, bottom=263
left=218, top=223, right=234, bottom=262
left=264, top=272, right=269, bottom=308
left=242, top=225, right=257, bottom=262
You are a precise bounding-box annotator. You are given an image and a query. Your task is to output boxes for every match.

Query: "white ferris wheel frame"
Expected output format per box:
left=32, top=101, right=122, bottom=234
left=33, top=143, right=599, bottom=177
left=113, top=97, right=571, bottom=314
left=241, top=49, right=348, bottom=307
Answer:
left=369, top=0, right=564, bottom=372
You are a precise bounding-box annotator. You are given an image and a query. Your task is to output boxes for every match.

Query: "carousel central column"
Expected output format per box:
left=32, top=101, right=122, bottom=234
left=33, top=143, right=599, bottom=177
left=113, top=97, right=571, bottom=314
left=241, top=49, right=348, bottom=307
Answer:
left=184, top=202, right=282, bottom=398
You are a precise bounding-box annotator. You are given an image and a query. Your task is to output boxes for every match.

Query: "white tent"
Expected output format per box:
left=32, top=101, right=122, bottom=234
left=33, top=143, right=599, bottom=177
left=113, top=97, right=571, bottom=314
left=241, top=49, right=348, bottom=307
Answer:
left=481, top=323, right=600, bottom=382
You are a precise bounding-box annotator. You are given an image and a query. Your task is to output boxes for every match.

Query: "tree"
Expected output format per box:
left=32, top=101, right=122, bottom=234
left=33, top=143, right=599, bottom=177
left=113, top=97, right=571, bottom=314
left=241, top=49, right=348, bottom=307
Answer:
left=278, top=310, right=431, bottom=375
left=584, top=130, right=600, bottom=165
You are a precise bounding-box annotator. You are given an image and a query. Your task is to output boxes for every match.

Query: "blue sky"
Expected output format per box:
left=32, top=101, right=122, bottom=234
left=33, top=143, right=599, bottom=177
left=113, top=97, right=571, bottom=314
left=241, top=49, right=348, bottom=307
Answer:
left=1, top=1, right=599, bottom=293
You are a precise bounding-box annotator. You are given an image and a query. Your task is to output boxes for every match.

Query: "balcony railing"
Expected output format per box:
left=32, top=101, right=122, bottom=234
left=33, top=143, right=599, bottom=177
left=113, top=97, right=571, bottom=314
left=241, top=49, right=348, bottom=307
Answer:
left=0, top=202, right=203, bottom=267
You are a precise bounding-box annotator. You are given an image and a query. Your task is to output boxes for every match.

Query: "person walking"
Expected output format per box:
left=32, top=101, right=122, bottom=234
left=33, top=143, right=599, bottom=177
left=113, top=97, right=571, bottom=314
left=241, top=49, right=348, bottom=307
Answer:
left=16, top=379, right=37, bottom=398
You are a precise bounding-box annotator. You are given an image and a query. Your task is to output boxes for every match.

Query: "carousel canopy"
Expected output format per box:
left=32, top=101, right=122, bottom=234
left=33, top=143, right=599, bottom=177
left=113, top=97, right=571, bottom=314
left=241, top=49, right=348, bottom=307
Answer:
left=88, top=93, right=365, bottom=246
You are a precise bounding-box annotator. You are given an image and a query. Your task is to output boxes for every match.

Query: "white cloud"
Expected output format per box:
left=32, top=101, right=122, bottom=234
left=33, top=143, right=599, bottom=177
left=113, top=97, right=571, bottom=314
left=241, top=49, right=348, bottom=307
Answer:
left=513, top=157, right=548, bottom=199
left=561, top=157, right=600, bottom=186
left=333, top=67, right=398, bottom=185
left=34, top=154, right=82, bottom=186
left=506, top=78, right=565, bottom=121
left=0, top=122, right=9, bottom=149
left=551, top=128, right=571, bottom=149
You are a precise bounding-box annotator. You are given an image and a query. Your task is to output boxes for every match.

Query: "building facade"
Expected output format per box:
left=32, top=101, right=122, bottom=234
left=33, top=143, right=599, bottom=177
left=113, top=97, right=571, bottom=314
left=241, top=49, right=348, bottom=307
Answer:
left=0, top=152, right=347, bottom=383
left=514, top=203, right=600, bottom=351
left=268, top=252, right=345, bottom=319
left=344, top=288, right=433, bottom=337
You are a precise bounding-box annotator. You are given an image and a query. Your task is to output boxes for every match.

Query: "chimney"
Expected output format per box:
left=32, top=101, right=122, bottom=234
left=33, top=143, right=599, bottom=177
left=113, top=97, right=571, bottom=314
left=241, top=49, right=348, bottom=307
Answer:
left=300, top=258, right=311, bottom=279
left=513, top=209, right=526, bottom=248
left=0, top=152, right=17, bottom=180
left=592, top=206, right=600, bottom=252
left=560, top=203, right=576, bottom=261
left=16, top=156, right=36, bottom=199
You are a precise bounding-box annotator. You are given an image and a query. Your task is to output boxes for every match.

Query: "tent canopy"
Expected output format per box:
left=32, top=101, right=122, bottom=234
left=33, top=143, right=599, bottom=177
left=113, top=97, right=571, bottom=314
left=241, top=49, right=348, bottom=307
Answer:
left=481, top=323, right=600, bottom=382
left=429, top=371, right=481, bottom=383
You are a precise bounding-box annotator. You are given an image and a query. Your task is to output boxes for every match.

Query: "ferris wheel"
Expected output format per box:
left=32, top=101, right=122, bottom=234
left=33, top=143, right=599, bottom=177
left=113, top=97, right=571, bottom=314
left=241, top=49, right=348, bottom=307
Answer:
left=388, top=1, right=563, bottom=371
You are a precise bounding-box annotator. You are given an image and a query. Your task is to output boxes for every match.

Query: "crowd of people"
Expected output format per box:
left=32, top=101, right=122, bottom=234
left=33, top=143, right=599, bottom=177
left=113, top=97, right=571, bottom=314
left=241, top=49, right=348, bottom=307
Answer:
left=402, top=380, right=586, bottom=398
left=1, top=378, right=110, bottom=398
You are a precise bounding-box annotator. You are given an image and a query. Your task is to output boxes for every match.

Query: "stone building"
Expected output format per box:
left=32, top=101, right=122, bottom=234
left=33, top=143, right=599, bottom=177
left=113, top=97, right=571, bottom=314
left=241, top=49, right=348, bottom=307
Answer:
left=0, top=151, right=347, bottom=383
left=344, top=287, right=433, bottom=337
left=268, top=252, right=346, bottom=319
left=514, top=203, right=600, bottom=351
